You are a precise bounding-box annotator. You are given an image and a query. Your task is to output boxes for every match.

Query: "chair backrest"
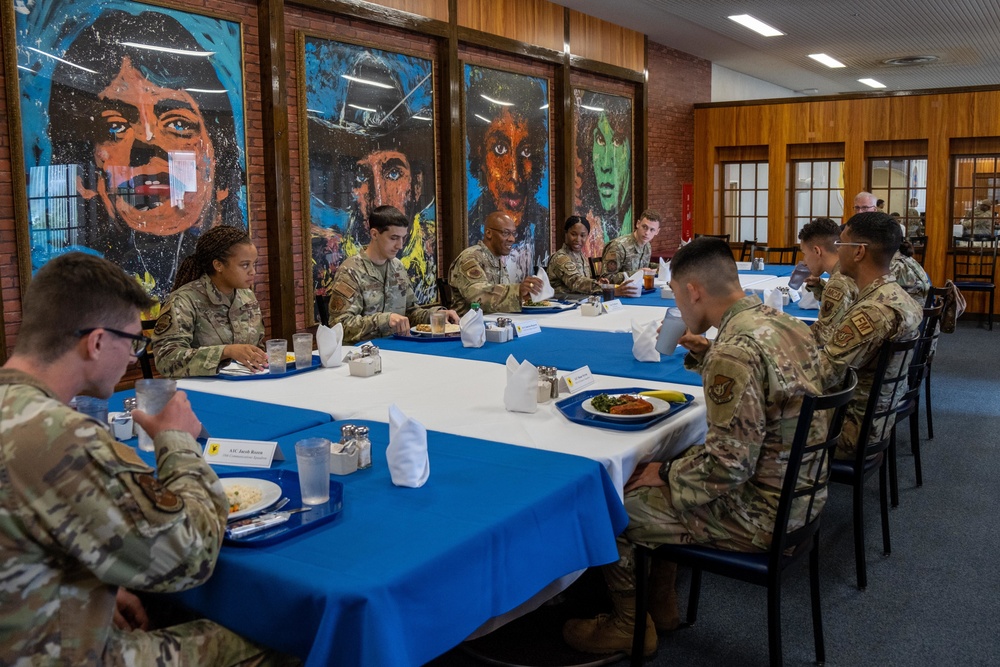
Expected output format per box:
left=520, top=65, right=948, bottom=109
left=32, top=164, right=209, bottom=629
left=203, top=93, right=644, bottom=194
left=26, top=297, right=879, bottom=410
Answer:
left=895, top=302, right=944, bottom=418
left=952, top=237, right=998, bottom=284
left=755, top=245, right=800, bottom=265
left=771, top=369, right=858, bottom=561
left=435, top=277, right=454, bottom=310
left=138, top=318, right=158, bottom=379
left=588, top=257, right=603, bottom=277
left=694, top=233, right=731, bottom=243
left=927, top=283, right=965, bottom=333
left=910, top=236, right=927, bottom=265
left=739, top=240, right=756, bottom=262
left=851, top=337, right=920, bottom=467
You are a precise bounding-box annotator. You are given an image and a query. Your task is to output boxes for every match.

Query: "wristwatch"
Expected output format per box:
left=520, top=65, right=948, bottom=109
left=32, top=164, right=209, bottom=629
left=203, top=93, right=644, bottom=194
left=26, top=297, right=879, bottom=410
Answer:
left=657, top=460, right=673, bottom=484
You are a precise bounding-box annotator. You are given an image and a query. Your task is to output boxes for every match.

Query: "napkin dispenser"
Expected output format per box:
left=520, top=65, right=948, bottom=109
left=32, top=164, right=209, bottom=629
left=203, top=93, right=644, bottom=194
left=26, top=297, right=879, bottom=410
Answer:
left=108, top=412, right=134, bottom=440
left=485, top=318, right=514, bottom=343
left=347, top=344, right=382, bottom=377
left=580, top=296, right=602, bottom=317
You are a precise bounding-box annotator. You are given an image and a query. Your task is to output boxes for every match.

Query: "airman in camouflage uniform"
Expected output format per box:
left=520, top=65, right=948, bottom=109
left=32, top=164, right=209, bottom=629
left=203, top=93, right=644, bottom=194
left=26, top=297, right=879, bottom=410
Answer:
left=449, top=241, right=524, bottom=315
left=600, top=211, right=661, bottom=284
left=0, top=252, right=278, bottom=666
left=890, top=250, right=930, bottom=305
left=152, top=273, right=265, bottom=377
left=820, top=274, right=922, bottom=458
left=329, top=252, right=441, bottom=345
left=806, top=267, right=859, bottom=346
left=547, top=244, right=600, bottom=297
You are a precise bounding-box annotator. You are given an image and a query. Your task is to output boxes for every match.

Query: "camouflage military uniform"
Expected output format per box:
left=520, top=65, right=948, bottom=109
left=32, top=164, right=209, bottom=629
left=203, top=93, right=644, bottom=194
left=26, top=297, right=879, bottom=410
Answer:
left=547, top=244, right=600, bottom=298
left=605, top=296, right=828, bottom=594
left=807, top=266, right=859, bottom=347
left=600, top=234, right=650, bottom=284
left=329, top=252, right=440, bottom=345
left=151, top=275, right=265, bottom=378
left=890, top=250, right=930, bottom=305
left=448, top=242, right=523, bottom=316
left=0, top=369, right=268, bottom=665
left=819, top=274, right=922, bottom=459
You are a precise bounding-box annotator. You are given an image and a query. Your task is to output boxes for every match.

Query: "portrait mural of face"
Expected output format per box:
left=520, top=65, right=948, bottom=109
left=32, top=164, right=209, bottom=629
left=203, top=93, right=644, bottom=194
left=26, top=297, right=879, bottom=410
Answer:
left=464, top=65, right=550, bottom=283
left=14, top=0, right=247, bottom=309
left=303, top=39, right=437, bottom=315
left=574, top=89, right=633, bottom=257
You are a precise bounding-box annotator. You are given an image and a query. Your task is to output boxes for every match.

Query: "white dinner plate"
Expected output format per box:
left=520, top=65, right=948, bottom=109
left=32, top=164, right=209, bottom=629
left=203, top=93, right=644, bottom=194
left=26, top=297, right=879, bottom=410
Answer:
left=410, top=324, right=461, bottom=336
left=222, top=478, right=282, bottom=520
left=581, top=395, right=671, bottom=421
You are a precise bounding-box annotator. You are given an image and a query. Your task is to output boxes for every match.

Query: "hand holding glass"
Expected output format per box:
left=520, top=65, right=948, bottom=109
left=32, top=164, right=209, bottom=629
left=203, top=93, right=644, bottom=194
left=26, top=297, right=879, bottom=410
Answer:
left=134, top=379, right=177, bottom=452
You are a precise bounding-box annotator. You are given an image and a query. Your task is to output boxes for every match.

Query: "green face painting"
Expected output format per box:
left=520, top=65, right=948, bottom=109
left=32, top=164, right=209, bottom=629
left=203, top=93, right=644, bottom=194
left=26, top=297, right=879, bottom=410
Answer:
left=592, top=113, right=631, bottom=212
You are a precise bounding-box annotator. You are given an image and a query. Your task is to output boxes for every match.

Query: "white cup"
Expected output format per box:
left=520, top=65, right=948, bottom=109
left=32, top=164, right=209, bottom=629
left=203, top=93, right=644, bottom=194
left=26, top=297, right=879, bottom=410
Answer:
left=134, top=379, right=177, bottom=452
left=656, top=308, right=687, bottom=356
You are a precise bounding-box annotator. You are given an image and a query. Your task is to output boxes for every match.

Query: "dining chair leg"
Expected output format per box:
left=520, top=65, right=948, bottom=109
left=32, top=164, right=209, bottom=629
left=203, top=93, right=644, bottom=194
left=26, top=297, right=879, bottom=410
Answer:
left=879, top=462, right=891, bottom=557
left=687, top=568, right=703, bottom=624
left=925, top=370, right=934, bottom=439
left=852, top=480, right=867, bottom=591
left=809, top=537, right=826, bottom=665
left=989, top=290, right=994, bottom=331
left=910, top=408, right=923, bottom=487
left=631, top=548, right=650, bottom=666
left=888, top=429, right=900, bottom=508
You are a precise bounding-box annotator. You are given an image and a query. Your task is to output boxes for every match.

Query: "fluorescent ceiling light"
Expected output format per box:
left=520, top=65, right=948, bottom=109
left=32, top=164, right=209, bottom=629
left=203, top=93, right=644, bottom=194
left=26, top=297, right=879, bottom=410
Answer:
left=581, top=104, right=604, bottom=112
left=858, top=78, right=886, bottom=88
left=348, top=103, right=377, bottom=113
left=185, top=88, right=227, bottom=94
left=341, top=74, right=393, bottom=89
left=727, top=14, right=784, bottom=37
left=474, top=114, right=492, bottom=124
left=480, top=94, right=513, bottom=107
left=412, top=115, right=431, bottom=121
left=809, top=53, right=846, bottom=68
left=120, top=42, right=213, bottom=57
left=26, top=46, right=96, bottom=73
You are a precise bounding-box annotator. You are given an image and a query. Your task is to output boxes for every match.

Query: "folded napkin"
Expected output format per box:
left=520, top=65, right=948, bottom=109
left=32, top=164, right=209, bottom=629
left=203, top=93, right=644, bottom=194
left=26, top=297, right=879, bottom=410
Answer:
left=219, top=361, right=266, bottom=376
left=504, top=355, right=538, bottom=413
left=316, top=323, right=344, bottom=368
left=460, top=308, right=485, bottom=348
left=631, top=319, right=661, bottom=362
left=657, top=257, right=671, bottom=283
left=533, top=267, right=556, bottom=302
left=798, top=289, right=821, bottom=310
left=387, top=404, right=430, bottom=488
left=764, top=289, right=784, bottom=313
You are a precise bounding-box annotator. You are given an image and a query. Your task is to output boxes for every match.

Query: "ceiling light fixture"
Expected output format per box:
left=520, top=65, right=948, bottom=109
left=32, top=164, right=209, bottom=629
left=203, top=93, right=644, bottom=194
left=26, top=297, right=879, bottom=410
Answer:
left=727, top=14, right=784, bottom=37
left=120, top=42, right=214, bottom=57
left=858, top=78, right=886, bottom=88
left=480, top=94, right=513, bottom=107
left=808, top=53, right=846, bottom=68
left=341, top=74, right=393, bottom=89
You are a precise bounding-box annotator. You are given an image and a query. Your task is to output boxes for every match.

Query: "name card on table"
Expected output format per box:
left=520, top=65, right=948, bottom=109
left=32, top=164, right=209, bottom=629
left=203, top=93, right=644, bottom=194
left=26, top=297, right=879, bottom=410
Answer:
left=204, top=438, right=285, bottom=469
left=602, top=299, right=624, bottom=313
left=560, top=366, right=596, bottom=394
left=514, top=320, right=542, bottom=337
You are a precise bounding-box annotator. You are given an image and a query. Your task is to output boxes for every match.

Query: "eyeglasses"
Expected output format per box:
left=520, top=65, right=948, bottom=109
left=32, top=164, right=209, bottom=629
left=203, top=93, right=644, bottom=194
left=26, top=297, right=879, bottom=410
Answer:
left=852, top=205, right=877, bottom=212
left=833, top=241, right=869, bottom=248
left=486, top=227, right=516, bottom=240
left=77, top=327, right=150, bottom=357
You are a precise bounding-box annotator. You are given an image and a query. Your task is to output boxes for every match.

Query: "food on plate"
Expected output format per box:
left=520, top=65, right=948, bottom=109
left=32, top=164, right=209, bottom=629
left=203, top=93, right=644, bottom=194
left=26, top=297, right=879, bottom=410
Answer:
left=286, top=352, right=296, bottom=363
left=638, top=390, right=689, bottom=403
left=413, top=323, right=460, bottom=334
left=225, top=484, right=263, bottom=513
left=590, top=393, right=654, bottom=415
left=525, top=300, right=554, bottom=307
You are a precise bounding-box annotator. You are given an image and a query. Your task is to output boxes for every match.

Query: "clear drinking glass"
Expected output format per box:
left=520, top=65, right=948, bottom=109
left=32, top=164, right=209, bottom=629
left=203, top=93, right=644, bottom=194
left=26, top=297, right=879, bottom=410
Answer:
left=295, top=438, right=331, bottom=505
left=292, top=332, right=313, bottom=369
left=134, top=379, right=177, bottom=452
left=266, top=339, right=288, bottom=374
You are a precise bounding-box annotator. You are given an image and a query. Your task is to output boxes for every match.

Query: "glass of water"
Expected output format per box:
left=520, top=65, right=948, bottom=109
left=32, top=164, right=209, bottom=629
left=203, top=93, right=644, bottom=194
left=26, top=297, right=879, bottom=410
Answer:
left=295, top=438, right=331, bottom=505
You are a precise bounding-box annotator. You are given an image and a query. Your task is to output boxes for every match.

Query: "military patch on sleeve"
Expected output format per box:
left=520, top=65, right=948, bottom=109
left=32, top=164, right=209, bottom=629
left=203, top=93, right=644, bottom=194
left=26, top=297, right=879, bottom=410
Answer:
left=333, top=281, right=356, bottom=298
left=152, top=312, right=172, bottom=335
left=824, top=286, right=844, bottom=303
left=111, top=441, right=150, bottom=469
left=707, top=374, right=736, bottom=404
left=132, top=473, right=184, bottom=513
left=832, top=323, right=856, bottom=347
left=461, top=259, right=484, bottom=280
left=850, top=312, right=875, bottom=336
left=329, top=295, right=348, bottom=313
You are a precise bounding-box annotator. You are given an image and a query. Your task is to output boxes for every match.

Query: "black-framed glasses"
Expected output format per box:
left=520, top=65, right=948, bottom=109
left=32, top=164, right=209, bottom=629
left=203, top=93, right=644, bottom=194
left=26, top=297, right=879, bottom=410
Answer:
left=852, top=205, right=876, bottom=212
left=76, top=327, right=150, bottom=357
left=486, top=227, right=516, bottom=240
left=833, top=241, right=869, bottom=248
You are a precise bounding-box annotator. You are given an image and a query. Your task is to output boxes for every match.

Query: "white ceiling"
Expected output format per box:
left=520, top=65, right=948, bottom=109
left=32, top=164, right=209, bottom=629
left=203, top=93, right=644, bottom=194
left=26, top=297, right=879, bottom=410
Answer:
left=555, top=0, right=1000, bottom=97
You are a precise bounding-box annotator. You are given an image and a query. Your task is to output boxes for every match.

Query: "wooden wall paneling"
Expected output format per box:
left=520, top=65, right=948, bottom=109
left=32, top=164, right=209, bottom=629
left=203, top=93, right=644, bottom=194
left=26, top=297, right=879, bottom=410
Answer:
left=365, top=0, right=450, bottom=22
left=567, top=9, right=643, bottom=72
left=635, top=35, right=648, bottom=215
left=259, top=0, right=296, bottom=340
left=925, top=131, right=951, bottom=286
left=458, top=0, right=563, bottom=52
left=294, top=0, right=449, bottom=36
left=767, top=118, right=788, bottom=245
left=557, top=9, right=573, bottom=225
left=440, top=0, right=465, bottom=274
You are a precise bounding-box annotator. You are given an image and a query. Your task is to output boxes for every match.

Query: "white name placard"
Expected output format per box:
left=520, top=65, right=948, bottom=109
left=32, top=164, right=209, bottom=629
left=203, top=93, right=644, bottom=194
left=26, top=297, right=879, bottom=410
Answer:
left=602, top=299, right=624, bottom=313
left=514, top=320, right=542, bottom=337
left=561, top=366, right=596, bottom=394
left=204, top=438, right=284, bottom=469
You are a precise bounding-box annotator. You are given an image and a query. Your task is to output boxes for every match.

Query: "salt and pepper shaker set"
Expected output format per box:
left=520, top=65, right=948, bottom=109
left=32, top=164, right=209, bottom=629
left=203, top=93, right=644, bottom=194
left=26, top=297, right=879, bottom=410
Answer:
left=536, top=366, right=560, bottom=403
left=331, top=424, right=372, bottom=475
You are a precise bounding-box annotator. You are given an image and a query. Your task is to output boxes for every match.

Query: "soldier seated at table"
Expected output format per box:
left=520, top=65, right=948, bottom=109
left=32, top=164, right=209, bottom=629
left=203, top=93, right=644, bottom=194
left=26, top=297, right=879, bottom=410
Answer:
left=819, top=212, right=922, bottom=460
left=329, top=205, right=458, bottom=345
left=798, top=216, right=858, bottom=346
left=448, top=211, right=544, bottom=315
left=890, top=240, right=930, bottom=305
left=563, top=237, right=828, bottom=657
left=0, top=252, right=289, bottom=665
left=599, top=209, right=661, bottom=288
left=549, top=216, right=635, bottom=300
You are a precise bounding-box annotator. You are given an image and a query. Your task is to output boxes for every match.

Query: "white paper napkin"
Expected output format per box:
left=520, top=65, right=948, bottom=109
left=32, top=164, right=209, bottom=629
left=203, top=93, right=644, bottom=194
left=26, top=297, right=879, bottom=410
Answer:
left=798, top=289, right=821, bottom=310
left=764, top=289, right=784, bottom=313
left=533, top=267, right=555, bottom=302
left=316, top=323, right=344, bottom=368
left=657, top=257, right=671, bottom=283
left=504, top=355, right=538, bottom=413
left=631, top=319, right=661, bottom=362
left=386, top=404, right=430, bottom=488
left=460, top=308, right=485, bottom=348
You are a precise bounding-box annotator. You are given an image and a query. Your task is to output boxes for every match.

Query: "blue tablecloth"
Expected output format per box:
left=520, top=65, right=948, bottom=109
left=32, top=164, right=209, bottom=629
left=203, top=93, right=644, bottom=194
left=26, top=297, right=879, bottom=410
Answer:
left=374, top=328, right=703, bottom=386
left=111, top=389, right=332, bottom=441
left=172, top=420, right=628, bottom=666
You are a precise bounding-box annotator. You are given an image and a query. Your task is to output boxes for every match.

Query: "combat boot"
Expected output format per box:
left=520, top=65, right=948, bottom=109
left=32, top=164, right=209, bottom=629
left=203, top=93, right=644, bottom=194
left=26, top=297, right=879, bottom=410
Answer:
left=648, top=560, right=680, bottom=632
left=562, top=592, right=657, bottom=656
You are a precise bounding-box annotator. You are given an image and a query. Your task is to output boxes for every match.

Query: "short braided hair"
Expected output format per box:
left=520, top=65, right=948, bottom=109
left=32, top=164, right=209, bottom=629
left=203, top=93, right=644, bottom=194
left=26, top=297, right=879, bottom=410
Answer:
left=173, top=226, right=252, bottom=291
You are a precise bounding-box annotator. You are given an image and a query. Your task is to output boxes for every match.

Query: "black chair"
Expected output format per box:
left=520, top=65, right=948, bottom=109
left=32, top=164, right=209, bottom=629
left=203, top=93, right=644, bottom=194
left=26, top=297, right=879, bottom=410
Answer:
left=754, top=245, right=800, bottom=265
left=887, top=301, right=943, bottom=507
left=435, top=277, right=454, bottom=310
left=830, top=338, right=918, bottom=590
left=922, top=286, right=949, bottom=439
left=694, top=233, right=731, bottom=243
left=909, top=235, right=928, bottom=265
left=952, top=236, right=997, bottom=330
left=588, top=257, right=603, bottom=277
left=138, top=318, right=159, bottom=380
left=631, top=371, right=858, bottom=667
left=314, top=294, right=330, bottom=327
left=739, top=240, right=757, bottom=262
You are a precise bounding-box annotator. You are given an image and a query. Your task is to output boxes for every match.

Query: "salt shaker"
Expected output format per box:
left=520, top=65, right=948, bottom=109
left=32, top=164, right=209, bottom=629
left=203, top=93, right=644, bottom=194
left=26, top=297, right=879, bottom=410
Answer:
left=546, top=367, right=560, bottom=399
left=537, top=367, right=553, bottom=403
left=354, top=426, right=372, bottom=469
